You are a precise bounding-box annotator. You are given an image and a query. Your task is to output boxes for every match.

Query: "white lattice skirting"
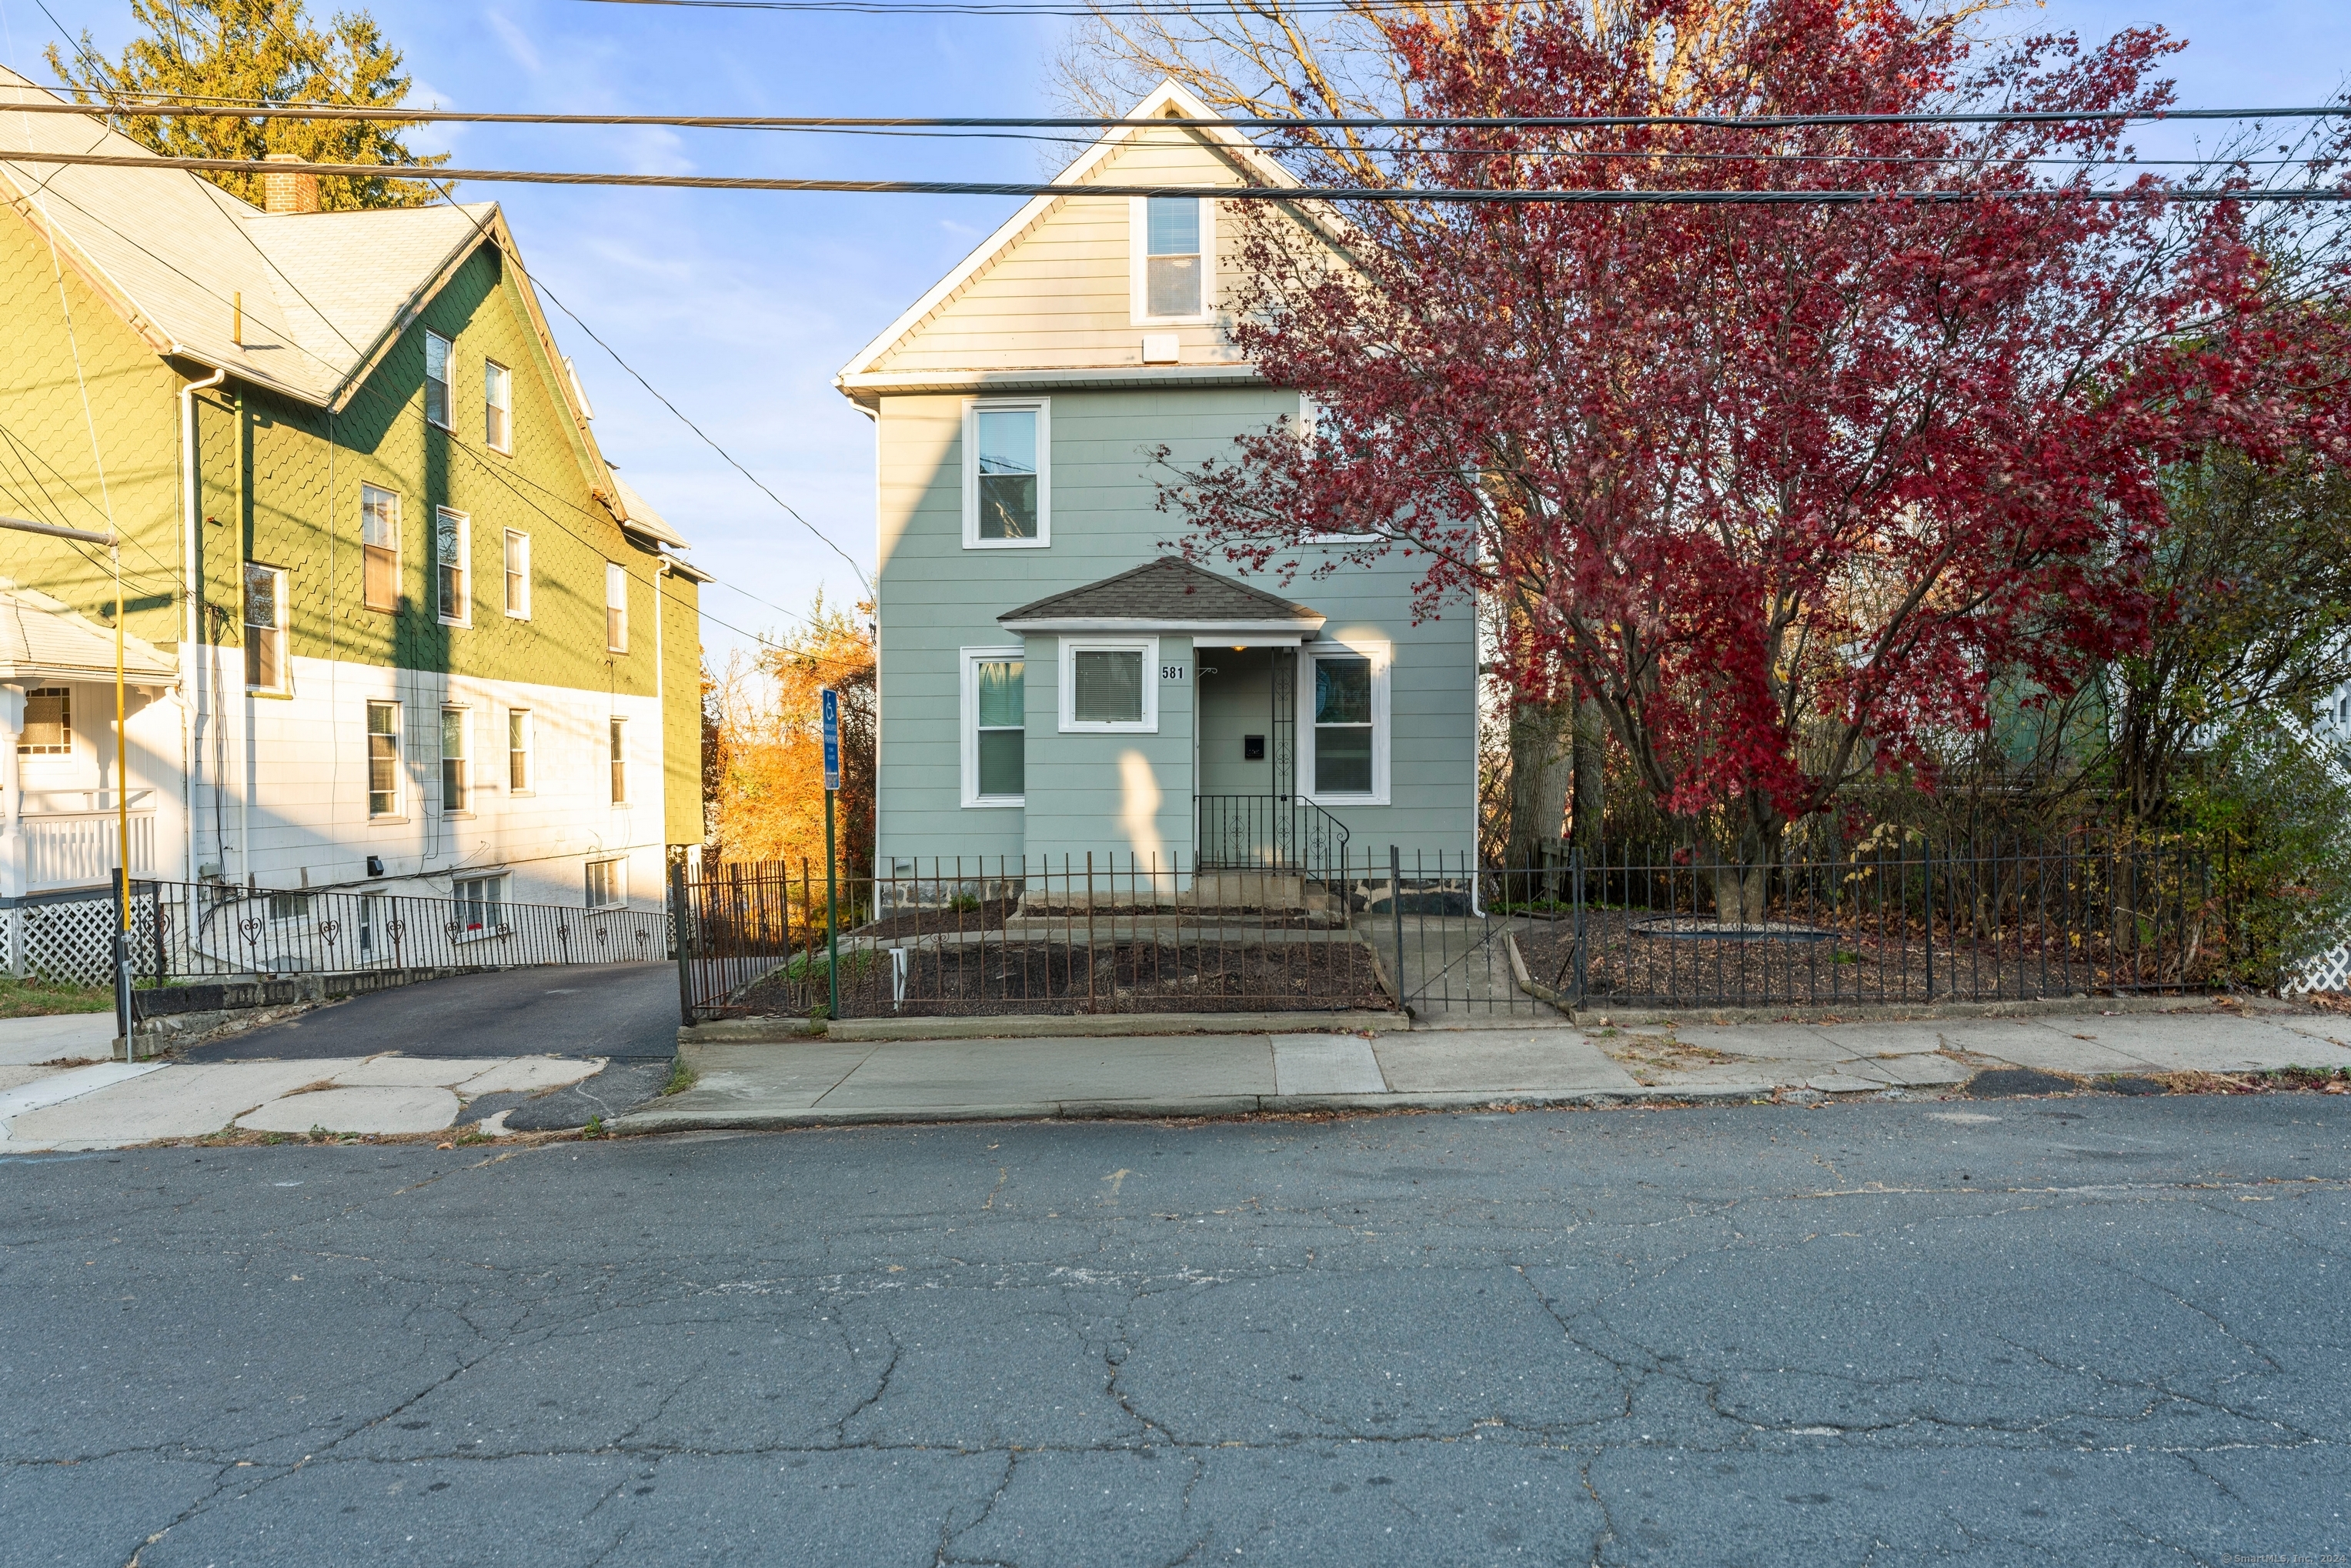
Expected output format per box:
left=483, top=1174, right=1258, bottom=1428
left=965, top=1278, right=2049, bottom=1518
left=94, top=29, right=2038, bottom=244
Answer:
left=1, top=897, right=152, bottom=988
left=2288, top=941, right=2351, bottom=996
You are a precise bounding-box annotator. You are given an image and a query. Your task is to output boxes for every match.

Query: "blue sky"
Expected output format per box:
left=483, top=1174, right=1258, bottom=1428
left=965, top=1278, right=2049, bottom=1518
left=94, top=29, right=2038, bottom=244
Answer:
left=3, top=0, right=2345, bottom=664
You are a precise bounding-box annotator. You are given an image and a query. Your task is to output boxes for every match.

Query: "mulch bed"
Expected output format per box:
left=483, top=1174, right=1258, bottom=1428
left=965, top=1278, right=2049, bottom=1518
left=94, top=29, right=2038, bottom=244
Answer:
left=1513, top=906, right=2197, bottom=1007
left=736, top=937, right=1387, bottom=1018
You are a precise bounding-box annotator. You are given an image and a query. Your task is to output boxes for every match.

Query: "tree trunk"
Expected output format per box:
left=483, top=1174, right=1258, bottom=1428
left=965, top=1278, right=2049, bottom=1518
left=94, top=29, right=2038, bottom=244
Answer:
left=1505, top=696, right=1575, bottom=871
left=1710, top=806, right=1778, bottom=926
left=1571, top=698, right=1606, bottom=853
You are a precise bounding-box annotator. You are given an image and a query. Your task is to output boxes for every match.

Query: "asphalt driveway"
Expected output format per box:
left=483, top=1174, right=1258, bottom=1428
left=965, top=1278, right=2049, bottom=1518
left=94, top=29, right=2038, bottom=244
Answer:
left=177, top=962, right=682, bottom=1063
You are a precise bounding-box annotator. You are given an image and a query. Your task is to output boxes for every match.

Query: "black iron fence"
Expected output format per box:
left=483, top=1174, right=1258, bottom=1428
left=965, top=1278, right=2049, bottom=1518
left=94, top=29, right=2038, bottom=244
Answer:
left=674, top=852, right=1386, bottom=1023
left=115, top=879, right=671, bottom=987
left=675, top=836, right=2228, bottom=1025
left=1194, top=794, right=1351, bottom=879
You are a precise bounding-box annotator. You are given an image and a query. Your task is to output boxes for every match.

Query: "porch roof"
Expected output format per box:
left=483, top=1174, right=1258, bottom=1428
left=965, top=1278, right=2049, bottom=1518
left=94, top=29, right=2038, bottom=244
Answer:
left=0, top=582, right=179, bottom=686
left=998, top=558, right=1325, bottom=636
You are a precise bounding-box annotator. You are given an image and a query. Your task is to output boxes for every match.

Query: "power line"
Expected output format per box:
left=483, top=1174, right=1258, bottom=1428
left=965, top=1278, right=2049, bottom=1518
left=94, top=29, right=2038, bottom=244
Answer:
left=6, top=92, right=2346, bottom=132
left=4, top=148, right=2343, bottom=202
left=524, top=275, right=873, bottom=594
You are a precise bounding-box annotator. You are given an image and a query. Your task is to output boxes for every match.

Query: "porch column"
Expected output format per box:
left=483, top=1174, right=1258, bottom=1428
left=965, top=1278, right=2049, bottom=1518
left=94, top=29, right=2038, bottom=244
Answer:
left=0, top=683, right=23, bottom=902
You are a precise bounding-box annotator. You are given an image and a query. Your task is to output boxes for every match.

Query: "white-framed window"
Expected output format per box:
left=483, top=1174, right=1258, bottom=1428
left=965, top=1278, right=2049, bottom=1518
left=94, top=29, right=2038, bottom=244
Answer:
left=366, top=700, right=402, bottom=817
left=483, top=359, right=512, bottom=452
left=1058, top=636, right=1158, bottom=733
left=435, top=507, right=469, bottom=626
left=361, top=484, right=400, bottom=611
left=503, top=529, right=530, bottom=618
left=441, top=706, right=470, bottom=814
left=605, top=561, right=628, bottom=652
left=1300, top=640, right=1391, bottom=803
left=1130, top=195, right=1215, bottom=324
left=17, top=686, right=70, bottom=754
left=423, top=329, right=452, bottom=429
left=453, top=873, right=506, bottom=936
left=586, top=856, right=627, bottom=909
left=242, top=561, right=287, bottom=692
left=507, top=708, right=532, bottom=793
left=608, top=716, right=627, bottom=804
left=961, top=399, right=1048, bottom=549
left=960, top=647, right=1026, bottom=807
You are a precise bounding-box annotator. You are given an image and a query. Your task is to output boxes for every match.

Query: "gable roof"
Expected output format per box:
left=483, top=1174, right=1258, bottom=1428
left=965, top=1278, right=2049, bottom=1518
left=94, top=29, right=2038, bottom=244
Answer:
left=837, top=78, right=1318, bottom=389
left=1000, top=557, right=1324, bottom=632
left=0, top=579, right=179, bottom=685
left=0, top=68, right=623, bottom=457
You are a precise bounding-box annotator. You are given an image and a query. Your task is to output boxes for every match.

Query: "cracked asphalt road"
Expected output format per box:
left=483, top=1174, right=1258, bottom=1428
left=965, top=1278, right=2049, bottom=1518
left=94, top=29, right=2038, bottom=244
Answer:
left=5, top=1094, right=2346, bottom=1566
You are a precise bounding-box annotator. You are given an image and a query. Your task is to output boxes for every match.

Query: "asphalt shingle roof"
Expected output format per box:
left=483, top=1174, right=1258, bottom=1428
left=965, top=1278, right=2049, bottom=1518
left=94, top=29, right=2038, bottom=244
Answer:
left=0, top=580, right=179, bottom=684
left=999, top=557, right=1324, bottom=626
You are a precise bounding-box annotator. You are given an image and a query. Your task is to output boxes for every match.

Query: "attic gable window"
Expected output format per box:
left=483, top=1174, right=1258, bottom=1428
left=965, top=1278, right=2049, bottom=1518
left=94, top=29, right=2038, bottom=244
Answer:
left=1133, top=196, right=1214, bottom=324
left=424, top=330, right=453, bottom=429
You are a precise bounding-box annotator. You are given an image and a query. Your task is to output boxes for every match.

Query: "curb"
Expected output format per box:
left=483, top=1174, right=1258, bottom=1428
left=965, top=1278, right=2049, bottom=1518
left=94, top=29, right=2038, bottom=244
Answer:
left=690, top=1010, right=1411, bottom=1045
left=608, top=1082, right=1795, bottom=1136
left=1571, top=995, right=2248, bottom=1028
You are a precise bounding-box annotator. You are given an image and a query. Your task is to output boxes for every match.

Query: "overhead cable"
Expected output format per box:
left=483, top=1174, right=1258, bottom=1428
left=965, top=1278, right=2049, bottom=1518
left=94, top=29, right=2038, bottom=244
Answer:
left=1, top=148, right=2342, bottom=201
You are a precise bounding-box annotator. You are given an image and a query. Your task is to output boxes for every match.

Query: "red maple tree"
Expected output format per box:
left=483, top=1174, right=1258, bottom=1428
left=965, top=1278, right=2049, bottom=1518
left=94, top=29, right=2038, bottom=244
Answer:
left=1164, top=0, right=2348, bottom=909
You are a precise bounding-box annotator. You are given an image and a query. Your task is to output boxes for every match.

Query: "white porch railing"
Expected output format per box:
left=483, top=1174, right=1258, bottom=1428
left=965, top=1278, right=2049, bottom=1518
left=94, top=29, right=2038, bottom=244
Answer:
left=18, top=805, right=159, bottom=893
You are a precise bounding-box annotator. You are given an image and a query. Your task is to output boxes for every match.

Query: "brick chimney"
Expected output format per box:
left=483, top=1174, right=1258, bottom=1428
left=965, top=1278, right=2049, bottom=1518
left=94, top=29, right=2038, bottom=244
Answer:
left=262, top=152, right=319, bottom=215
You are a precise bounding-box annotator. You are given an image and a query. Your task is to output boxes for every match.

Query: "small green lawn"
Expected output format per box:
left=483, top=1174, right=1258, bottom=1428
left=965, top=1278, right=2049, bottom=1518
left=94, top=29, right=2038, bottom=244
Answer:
left=0, top=976, right=113, bottom=1018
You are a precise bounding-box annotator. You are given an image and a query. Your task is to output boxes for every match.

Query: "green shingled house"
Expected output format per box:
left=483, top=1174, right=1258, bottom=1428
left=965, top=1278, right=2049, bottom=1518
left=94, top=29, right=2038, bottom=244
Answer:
left=0, top=68, right=708, bottom=932
left=836, top=81, right=1478, bottom=882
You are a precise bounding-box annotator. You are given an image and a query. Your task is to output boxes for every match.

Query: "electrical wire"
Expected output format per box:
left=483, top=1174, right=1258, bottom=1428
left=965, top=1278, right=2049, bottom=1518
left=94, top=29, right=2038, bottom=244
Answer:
left=5, top=148, right=2343, bottom=201
left=5, top=89, right=2345, bottom=133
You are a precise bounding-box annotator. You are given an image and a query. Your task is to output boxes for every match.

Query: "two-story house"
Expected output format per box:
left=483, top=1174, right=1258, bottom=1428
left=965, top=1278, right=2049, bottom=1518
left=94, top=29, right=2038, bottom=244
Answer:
left=1, top=68, right=706, bottom=948
left=836, top=82, right=1477, bottom=888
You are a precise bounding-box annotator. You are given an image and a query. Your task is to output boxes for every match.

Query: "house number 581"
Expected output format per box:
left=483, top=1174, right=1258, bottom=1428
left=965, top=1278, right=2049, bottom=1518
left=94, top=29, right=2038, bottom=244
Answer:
left=1161, top=663, right=1187, bottom=681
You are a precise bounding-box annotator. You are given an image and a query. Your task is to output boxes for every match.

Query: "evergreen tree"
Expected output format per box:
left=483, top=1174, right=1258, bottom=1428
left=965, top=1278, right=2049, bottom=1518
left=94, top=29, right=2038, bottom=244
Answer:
left=46, top=0, right=449, bottom=210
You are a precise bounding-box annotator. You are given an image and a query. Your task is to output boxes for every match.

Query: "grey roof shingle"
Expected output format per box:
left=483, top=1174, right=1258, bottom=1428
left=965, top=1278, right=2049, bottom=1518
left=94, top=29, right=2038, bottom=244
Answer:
left=0, top=580, right=179, bottom=684
left=999, top=557, right=1323, bottom=626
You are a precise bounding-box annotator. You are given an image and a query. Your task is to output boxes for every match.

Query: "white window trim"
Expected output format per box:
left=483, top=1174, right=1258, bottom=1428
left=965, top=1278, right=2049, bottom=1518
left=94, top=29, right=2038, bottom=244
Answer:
left=440, top=705, right=472, bottom=816
left=608, top=715, right=628, bottom=806
left=1129, top=195, right=1217, bottom=326
left=1298, top=639, right=1391, bottom=806
left=242, top=562, right=289, bottom=694
left=961, top=399, right=1050, bottom=550
left=436, top=506, right=471, bottom=628
left=423, top=329, right=453, bottom=431
left=507, top=707, right=533, bottom=796
left=586, top=855, right=629, bottom=909
left=1059, top=635, right=1160, bottom=735
left=503, top=529, right=531, bottom=619
left=960, top=646, right=1027, bottom=808
left=366, top=700, right=403, bottom=819
left=483, top=359, right=513, bottom=453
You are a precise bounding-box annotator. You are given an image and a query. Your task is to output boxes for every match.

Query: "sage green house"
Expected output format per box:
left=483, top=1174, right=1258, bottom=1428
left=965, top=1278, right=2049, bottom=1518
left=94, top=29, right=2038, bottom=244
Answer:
left=0, top=67, right=707, bottom=932
left=837, top=81, right=1477, bottom=882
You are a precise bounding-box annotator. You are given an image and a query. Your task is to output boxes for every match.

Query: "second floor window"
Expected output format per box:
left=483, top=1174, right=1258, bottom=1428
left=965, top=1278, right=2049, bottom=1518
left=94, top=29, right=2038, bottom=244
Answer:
left=483, top=359, right=512, bottom=451
left=361, top=485, right=399, bottom=611
left=1144, top=195, right=1204, bottom=318
left=608, top=716, right=627, bottom=804
left=441, top=707, right=469, bottom=812
left=424, top=329, right=452, bottom=429
left=366, top=701, right=401, bottom=816
left=243, top=562, right=286, bottom=692
left=503, top=529, right=530, bottom=618
left=605, top=562, right=627, bottom=652
left=436, top=508, right=469, bottom=626
left=966, top=402, right=1046, bottom=547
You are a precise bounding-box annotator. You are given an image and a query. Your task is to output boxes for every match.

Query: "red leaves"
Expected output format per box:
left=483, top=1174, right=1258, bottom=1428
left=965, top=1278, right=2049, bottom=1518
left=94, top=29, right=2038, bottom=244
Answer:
left=1162, top=0, right=2347, bottom=836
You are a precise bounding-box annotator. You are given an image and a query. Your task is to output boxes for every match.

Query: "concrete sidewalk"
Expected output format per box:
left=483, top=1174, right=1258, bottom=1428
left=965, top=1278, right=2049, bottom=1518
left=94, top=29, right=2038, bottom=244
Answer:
left=619, top=1003, right=2351, bottom=1133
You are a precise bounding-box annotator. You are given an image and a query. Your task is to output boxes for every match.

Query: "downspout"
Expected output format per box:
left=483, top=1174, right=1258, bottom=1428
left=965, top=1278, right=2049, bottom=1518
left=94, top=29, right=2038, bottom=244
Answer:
left=179, top=360, right=227, bottom=885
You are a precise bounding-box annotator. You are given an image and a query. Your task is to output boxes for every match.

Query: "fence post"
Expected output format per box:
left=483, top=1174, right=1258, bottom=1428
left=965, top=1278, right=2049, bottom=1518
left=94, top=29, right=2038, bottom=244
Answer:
left=1389, top=843, right=1406, bottom=1013
left=670, top=860, right=696, bottom=1028
left=1571, top=846, right=1588, bottom=1007
left=147, top=879, right=165, bottom=988
left=1922, top=838, right=1935, bottom=1003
